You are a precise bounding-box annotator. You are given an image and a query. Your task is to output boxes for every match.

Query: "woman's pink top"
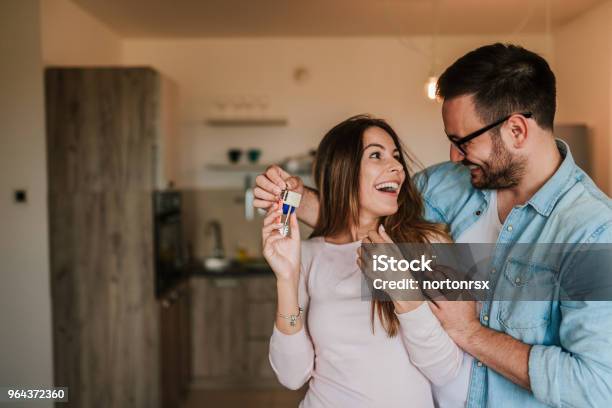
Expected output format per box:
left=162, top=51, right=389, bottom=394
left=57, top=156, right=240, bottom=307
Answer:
left=269, top=237, right=463, bottom=407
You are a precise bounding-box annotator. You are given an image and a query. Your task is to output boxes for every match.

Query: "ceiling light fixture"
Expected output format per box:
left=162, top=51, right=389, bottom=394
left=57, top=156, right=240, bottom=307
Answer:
left=425, top=76, right=437, bottom=101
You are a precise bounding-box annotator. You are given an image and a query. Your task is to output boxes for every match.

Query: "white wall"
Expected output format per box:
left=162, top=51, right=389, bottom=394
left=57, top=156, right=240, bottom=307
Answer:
left=554, top=0, right=612, bottom=195
left=123, top=35, right=550, bottom=189
left=40, top=0, right=122, bottom=66
left=0, top=0, right=53, bottom=404
left=35, top=1, right=612, bottom=194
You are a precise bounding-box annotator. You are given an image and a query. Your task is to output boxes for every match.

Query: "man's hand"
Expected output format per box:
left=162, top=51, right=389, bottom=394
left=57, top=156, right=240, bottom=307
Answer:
left=253, top=164, right=320, bottom=228
left=430, top=300, right=532, bottom=390
left=254, top=165, right=304, bottom=210
left=429, top=301, right=481, bottom=348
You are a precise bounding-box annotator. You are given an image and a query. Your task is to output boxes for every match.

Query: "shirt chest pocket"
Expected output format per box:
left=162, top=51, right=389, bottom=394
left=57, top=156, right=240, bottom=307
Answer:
left=496, top=258, right=558, bottom=334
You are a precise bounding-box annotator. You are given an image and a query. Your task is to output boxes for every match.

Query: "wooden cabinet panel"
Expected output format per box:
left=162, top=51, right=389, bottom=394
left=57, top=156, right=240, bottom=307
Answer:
left=247, top=340, right=276, bottom=379
left=192, top=275, right=281, bottom=388
left=160, top=293, right=181, bottom=408
left=46, top=68, right=173, bottom=408
left=191, top=278, right=248, bottom=379
left=45, top=68, right=158, bottom=193
left=247, top=302, right=276, bottom=339
left=178, top=284, right=192, bottom=392
left=246, top=276, right=277, bottom=302
left=49, top=191, right=158, bottom=408
left=160, top=281, right=191, bottom=408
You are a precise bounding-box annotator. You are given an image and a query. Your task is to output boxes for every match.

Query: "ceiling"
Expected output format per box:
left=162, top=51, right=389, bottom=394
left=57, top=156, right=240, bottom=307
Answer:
left=72, top=0, right=605, bottom=38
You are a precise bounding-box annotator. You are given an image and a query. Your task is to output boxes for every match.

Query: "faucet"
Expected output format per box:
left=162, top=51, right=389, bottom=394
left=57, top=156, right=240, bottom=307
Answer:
left=206, top=220, right=225, bottom=259
left=244, top=174, right=255, bottom=220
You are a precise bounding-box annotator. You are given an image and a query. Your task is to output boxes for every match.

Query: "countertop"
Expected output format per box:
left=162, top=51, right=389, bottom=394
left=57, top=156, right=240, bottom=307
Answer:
left=190, top=259, right=274, bottom=279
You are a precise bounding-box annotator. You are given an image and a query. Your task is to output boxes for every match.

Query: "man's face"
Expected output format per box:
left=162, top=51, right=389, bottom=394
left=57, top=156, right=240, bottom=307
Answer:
left=442, top=95, right=525, bottom=189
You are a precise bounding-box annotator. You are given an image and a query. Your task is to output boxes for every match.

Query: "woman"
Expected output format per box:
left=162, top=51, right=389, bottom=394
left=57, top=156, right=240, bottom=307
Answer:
left=262, top=115, right=463, bottom=407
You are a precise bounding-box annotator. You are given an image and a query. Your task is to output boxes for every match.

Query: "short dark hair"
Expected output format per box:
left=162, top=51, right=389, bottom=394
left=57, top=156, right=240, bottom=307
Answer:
left=436, top=43, right=556, bottom=131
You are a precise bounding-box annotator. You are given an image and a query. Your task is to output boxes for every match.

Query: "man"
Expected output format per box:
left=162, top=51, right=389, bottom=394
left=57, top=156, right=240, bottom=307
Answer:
left=254, top=44, right=612, bottom=407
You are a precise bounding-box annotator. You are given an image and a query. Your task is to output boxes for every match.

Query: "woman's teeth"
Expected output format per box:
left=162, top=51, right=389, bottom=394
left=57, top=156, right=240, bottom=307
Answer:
left=468, top=164, right=479, bottom=170
left=375, top=182, right=399, bottom=192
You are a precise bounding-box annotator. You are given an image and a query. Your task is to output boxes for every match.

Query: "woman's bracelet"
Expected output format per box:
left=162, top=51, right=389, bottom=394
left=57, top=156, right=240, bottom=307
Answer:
left=278, top=307, right=303, bottom=327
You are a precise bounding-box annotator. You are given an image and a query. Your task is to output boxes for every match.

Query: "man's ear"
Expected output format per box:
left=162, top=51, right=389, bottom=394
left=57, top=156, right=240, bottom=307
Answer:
left=507, top=114, right=529, bottom=149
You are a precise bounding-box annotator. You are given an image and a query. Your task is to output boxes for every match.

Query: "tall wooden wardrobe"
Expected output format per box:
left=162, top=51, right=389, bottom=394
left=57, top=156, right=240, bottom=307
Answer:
left=45, top=67, right=179, bottom=408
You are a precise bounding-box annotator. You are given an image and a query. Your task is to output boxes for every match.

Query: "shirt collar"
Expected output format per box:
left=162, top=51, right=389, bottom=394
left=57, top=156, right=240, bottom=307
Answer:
left=476, top=139, right=579, bottom=217
left=526, top=139, right=580, bottom=217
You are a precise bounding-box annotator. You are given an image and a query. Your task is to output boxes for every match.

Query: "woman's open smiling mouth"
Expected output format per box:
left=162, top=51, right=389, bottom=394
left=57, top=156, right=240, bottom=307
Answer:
left=375, top=181, right=400, bottom=196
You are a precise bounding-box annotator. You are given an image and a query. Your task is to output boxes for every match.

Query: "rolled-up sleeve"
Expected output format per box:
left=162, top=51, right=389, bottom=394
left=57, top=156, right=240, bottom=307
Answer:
left=530, top=225, right=612, bottom=407
left=529, top=300, right=612, bottom=407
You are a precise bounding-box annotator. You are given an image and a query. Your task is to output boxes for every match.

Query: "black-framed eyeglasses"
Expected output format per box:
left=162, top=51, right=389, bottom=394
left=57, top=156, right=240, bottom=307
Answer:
left=446, top=112, right=533, bottom=155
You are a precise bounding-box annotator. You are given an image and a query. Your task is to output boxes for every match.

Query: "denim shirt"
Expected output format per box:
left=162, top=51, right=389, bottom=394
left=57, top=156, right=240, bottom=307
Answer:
left=414, top=141, right=612, bottom=408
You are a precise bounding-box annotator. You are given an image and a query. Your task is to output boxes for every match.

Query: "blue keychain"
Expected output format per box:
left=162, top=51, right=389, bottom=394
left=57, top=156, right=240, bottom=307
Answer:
left=279, top=190, right=302, bottom=237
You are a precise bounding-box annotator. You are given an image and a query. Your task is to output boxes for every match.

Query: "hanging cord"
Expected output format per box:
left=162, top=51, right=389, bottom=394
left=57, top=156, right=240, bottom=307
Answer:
left=545, top=0, right=553, bottom=59
left=384, top=0, right=545, bottom=63
left=508, top=0, right=537, bottom=36
left=381, top=0, right=431, bottom=59
left=430, top=0, right=441, bottom=76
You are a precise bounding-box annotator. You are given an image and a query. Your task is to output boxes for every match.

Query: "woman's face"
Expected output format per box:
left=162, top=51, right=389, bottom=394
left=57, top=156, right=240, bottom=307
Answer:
left=359, top=126, right=406, bottom=219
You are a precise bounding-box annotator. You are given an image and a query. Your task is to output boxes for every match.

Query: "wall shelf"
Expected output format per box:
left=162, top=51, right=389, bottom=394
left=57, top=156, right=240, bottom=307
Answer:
left=205, top=118, right=288, bottom=127
left=206, top=163, right=311, bottom=176
left=206, top=163, right=268, bottom=173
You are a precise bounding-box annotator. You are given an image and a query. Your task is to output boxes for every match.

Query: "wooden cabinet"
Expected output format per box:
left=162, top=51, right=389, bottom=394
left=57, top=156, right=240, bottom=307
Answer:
left=191, top=275, right=280, bottom=388
left=159, top=280, right=192, bottom=408
left=46, top=67, right=178, bottom=408
left=192, top=278, right=248, bottom=383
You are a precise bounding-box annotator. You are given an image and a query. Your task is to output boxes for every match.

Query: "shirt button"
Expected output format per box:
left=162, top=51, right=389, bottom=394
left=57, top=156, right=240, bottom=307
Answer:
left=491, top=268, right=496, bottom=275
left=507, top=225, right=513, bottom=232
left=483, top=315, right=489, bottom=322
left=515, top=277, right=521, bottom=284
left=475, top=210, right=482, bottom=216
left=477, top=361, right=483, bottom=367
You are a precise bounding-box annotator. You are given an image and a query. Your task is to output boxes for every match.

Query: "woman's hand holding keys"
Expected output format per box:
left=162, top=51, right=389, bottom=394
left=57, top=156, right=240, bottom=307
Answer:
left=262, top=202, right=304, bottom=334
left=262, top=201, right=301, bottom=284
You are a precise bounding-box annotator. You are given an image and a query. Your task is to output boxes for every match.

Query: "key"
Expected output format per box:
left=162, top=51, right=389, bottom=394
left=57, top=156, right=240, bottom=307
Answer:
left=279, top=190, right=302, bottom=237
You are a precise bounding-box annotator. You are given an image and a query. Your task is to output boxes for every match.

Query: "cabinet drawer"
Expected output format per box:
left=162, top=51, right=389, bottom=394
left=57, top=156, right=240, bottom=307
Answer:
left=245, top=276, right=277, bottom=302
left=247, top=340, right=276, bottom=379
left=247, top=302, right=276, bottom=338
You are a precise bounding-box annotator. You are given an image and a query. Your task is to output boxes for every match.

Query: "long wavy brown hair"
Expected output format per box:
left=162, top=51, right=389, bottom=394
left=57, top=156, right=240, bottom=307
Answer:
left=310, top=114, right=448, bottom=337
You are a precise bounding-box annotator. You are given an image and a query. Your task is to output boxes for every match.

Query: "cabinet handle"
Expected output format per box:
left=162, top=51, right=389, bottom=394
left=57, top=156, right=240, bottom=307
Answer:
left=162, top=299, right=171, bottom=309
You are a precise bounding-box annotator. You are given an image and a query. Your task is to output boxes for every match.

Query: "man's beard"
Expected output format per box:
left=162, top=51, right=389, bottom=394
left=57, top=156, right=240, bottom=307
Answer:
left=464, top=135, right=526, bottom=189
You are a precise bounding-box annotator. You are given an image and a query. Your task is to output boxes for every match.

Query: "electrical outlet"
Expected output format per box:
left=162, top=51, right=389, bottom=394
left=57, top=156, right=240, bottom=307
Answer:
left=14, top=189, right=27, bottom=203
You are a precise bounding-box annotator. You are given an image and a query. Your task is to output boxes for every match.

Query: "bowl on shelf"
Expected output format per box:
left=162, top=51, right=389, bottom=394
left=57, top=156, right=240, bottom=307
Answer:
left=203, top=257, right=231, bottom=272
left=247, top=148, right=261, bottom=163
left=227, top=149, right=242, bottom=164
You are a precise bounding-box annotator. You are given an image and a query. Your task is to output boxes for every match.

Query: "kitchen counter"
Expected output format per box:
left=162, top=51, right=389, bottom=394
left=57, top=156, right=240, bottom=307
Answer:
left=190, top=260, right=274, bottom=278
